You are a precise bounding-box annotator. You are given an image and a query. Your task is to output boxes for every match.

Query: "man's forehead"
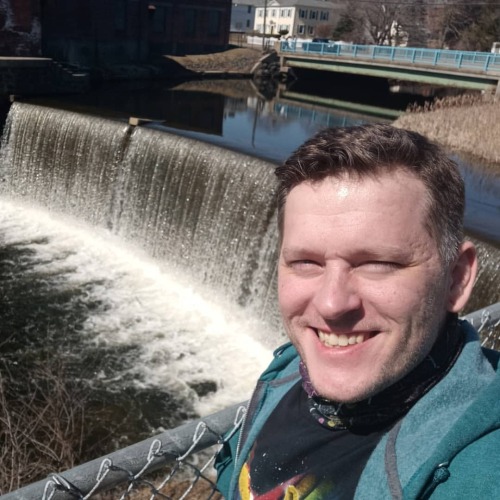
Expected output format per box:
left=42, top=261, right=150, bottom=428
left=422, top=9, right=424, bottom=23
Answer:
left=285, top=170, right=429, bottom=204
left=281, top=171, right=433, bottom=242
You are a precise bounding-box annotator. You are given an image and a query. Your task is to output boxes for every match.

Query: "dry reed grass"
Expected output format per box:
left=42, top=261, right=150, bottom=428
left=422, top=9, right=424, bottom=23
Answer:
left=0, top=361, right=220, bottom=498
left=0, top=363, right=87, bottom=494
left=395, top=93, right=500, bottom=171
left=96, top=478, right=222, bottom=500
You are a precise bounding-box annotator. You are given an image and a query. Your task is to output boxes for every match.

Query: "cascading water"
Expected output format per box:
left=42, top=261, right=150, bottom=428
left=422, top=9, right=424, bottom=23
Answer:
left=0, top=102, right=284, bottom=438
left=1, top=103, right=281, bottom=314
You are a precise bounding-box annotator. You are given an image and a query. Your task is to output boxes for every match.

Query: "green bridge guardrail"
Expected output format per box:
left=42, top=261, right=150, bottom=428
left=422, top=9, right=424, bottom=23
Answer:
left=280, top=41, right=500, bottom=74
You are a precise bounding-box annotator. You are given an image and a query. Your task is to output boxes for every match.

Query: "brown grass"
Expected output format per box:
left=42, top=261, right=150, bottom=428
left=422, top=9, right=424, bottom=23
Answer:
left=0, top=364, right=87, bottom=493
left=395, top=93, right=500, bottom=170
left=95, top=478, right=222, bottom=500
left=164, top=47, right=263, bottom=74
left=0, top=362, right=222, bottom=498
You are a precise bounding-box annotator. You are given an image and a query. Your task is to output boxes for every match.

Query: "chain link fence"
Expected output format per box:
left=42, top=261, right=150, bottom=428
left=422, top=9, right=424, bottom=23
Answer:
left=1, top=303, right=499, bottom=500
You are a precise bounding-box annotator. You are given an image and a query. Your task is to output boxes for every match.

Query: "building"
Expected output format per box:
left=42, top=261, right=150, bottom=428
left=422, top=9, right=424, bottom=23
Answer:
left=254, top=0, right=342, bottom=38
left=0, top=0, right=232, bottom=66
left=230, top=0, right=263, bottom=34
left=41, top=0, right=232, bottom=66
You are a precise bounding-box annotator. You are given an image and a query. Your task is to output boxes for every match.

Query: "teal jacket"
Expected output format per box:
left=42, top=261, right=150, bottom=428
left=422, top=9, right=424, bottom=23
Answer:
left=215, top=321, right=500, bottom=499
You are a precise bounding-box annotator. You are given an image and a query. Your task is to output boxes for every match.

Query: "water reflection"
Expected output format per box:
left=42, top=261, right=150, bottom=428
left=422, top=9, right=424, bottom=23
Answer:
left=27, top=79, right=378, bottom=163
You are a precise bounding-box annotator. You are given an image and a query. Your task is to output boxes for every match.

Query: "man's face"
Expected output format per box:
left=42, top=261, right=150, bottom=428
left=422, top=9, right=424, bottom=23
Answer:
left=278, top=171, right=456, bottom=403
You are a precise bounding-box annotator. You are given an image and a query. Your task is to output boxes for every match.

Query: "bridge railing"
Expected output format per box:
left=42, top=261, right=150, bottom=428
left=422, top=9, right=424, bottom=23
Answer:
left=279, top=41, right=500, bottom=73
left=1, top=303, right=499, bottom=499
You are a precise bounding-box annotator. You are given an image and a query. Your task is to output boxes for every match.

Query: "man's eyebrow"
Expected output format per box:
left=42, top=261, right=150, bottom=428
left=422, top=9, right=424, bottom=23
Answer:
left=281, top=245, right=413, bottom=261
left=280, top=247, right=312, bottom=259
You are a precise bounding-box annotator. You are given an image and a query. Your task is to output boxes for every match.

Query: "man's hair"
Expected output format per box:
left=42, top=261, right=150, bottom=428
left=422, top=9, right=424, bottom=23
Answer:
left=275, top=124, right=465, bottom=264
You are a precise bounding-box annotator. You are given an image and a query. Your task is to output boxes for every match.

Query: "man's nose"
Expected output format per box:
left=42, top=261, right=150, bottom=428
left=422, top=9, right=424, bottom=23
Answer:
left=311, top=267, right=362, bottom=320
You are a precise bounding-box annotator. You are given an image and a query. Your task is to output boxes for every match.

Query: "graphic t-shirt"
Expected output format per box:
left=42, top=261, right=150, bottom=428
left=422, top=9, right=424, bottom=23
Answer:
left=237, top=382, right=387, bottom=499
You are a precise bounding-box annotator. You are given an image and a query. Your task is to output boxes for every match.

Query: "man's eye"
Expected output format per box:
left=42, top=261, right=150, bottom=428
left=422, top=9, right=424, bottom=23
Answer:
left=358, top=261, right=401, bottom=272
left=291, top=260, right=316, bottom=267
left=288, top=260, right=321, bottom=271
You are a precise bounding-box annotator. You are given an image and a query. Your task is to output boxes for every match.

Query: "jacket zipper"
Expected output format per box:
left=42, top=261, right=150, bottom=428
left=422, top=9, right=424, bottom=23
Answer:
left=419, top=463, right=451, bottom=499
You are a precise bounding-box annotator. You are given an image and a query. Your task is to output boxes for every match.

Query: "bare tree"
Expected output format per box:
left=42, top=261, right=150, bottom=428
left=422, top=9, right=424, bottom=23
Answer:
left=333, top=1, right=428, bottom=46
left=427, top=0, right=500, bottom=51
left=457, top=0, right=500, bottom=51
left=316, top=23, right=336, bottom=39
left=430, top=4, right=473, bottom=48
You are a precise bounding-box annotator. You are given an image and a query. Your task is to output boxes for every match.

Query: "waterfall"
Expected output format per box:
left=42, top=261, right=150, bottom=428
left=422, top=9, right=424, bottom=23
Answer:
left=0, top=102, right=281, bottom=318
left=0, top=102, right=284, bottom=425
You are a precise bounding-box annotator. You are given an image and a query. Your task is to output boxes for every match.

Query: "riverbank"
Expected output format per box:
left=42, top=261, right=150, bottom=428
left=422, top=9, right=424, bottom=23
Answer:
left=163, top=47, right=263, bottom=75
left=394, top=95, right=500, bottom=172
left=97, top=47, right=265, bottom=81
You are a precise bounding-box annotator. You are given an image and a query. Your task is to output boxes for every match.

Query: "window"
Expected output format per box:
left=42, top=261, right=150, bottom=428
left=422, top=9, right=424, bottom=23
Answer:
left=246, top=19, right=250, bottom=28
left=184, top=8, right=197, bottom=36
left=152, top=6, right=169, bottom=33
left=208, top=10, right=221, bottom=36
left=271, top=9, right=276, bottom=16
left=308, top=25, right=314, bottom=34
left=257, top=8, right=263, bottom=17
left=247, top=6, right=252, bottom=14
left=309, top=10, right=317, bottom=20
left=298, top=24, right=305, bottom=34
left=299, top=9, right=306, bottom=19
left=320, top=11, right=329, bottom=21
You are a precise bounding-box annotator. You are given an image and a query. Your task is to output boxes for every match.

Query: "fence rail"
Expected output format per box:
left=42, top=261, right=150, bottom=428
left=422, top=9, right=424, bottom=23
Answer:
left=2, top=303, right=500, bottom=499
left=279, top=41, right=500, bottom=74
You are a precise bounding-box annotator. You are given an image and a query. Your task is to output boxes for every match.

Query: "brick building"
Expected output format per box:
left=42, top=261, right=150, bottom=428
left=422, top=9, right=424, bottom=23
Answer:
left=1, top=0, right=232, bottom=65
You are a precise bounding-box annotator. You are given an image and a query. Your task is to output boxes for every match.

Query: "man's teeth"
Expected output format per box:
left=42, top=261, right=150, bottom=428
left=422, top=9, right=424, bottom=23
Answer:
left=317, top=331, right=366, bottom=347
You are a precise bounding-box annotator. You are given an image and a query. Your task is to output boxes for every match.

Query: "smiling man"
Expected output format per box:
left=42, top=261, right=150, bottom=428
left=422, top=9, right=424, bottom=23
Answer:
left=215, top=124, right=500, bottom=499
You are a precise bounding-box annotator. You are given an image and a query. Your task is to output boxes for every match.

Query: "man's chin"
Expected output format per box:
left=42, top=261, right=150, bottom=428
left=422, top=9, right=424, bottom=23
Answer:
left=308, top=371, right=382, bottom=403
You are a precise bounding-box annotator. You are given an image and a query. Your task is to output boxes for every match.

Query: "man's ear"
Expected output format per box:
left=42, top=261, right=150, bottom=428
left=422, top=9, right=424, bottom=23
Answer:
left=447, top=240, right=478, bottom=313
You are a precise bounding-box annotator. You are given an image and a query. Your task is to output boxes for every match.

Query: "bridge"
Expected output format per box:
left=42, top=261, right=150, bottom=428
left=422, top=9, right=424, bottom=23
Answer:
left=277, top=41, right=500, bottom=94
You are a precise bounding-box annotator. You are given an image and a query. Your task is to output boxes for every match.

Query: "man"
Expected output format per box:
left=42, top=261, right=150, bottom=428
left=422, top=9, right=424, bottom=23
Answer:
left=215, top=124, right=500, bottom=499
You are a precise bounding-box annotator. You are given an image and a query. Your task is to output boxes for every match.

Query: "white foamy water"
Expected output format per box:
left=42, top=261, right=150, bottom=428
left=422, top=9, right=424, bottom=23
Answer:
left=0, top=197, right=275, bottom=416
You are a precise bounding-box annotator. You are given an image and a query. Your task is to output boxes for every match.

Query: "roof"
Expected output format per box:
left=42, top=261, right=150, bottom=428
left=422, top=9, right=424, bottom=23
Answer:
left=232, top=0, right=345, bottom=8
left=267, top=0, right=344, bottom=8
left=232, top=0, right=267, bottom=7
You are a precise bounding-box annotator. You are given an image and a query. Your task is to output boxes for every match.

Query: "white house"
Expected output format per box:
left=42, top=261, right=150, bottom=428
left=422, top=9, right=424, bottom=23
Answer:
left=253, top=0, right=342, bottom=38
left=231, top=0, right=265, bottom=33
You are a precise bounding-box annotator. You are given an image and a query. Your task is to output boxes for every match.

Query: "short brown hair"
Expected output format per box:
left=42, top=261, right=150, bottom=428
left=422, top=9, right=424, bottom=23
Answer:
left=275, top=124, right=464, bottom=264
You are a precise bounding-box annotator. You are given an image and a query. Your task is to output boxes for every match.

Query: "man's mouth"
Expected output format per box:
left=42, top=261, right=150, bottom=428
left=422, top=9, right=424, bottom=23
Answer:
left=317, top=329, right=372, bottom=347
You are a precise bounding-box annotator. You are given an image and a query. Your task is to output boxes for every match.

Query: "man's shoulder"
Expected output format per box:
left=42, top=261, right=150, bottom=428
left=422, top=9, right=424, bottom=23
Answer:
left=257, top=342, right=300, bottom=382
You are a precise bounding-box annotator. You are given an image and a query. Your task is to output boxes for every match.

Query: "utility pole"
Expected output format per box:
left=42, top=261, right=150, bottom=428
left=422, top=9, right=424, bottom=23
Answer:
left=262, top=0, right=268, bottom=49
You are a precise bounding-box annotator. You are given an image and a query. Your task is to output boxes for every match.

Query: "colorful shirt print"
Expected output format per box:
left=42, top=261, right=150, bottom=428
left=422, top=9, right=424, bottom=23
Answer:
left=238, top=382, right=385, bottom=500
